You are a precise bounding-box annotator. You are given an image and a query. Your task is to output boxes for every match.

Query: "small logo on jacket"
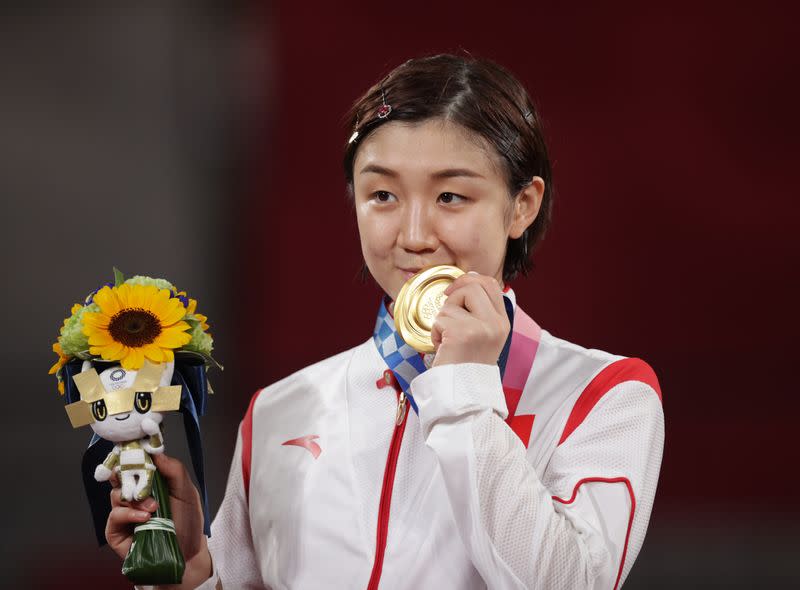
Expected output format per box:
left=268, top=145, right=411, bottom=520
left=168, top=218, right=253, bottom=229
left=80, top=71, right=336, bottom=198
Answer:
left=282, top=435, right=322, bottom=459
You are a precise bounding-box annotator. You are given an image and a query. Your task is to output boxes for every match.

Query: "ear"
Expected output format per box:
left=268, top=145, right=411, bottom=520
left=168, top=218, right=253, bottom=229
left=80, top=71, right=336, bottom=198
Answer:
left=508, top=176, right=545, bottom=239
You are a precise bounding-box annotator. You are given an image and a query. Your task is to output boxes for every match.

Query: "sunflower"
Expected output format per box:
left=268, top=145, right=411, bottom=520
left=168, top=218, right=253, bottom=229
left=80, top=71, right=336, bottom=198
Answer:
left=82, top=283, right=192, bottom=369
left=48, top=342, right=70, bottom=395
left=185, top=297, right=210, bottom=331
left=195, top=313, right=210, bottom=331
left=48, top=342, right=69, bottom=375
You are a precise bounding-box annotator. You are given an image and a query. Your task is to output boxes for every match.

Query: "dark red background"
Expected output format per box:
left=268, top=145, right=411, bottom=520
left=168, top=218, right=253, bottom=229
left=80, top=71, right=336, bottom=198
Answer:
left=238, top=0, right=799, bottom=518
left=13, top=1, right=797, bottom=587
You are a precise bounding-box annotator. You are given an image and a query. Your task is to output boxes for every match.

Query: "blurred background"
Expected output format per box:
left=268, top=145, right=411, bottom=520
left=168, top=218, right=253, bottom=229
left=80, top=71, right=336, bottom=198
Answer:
left=1, top=1, right=797, bottom=588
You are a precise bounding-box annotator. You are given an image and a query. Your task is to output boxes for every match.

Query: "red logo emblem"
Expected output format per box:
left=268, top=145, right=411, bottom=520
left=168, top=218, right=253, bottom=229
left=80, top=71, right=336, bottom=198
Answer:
left=282, top=435, right=322, bottom=459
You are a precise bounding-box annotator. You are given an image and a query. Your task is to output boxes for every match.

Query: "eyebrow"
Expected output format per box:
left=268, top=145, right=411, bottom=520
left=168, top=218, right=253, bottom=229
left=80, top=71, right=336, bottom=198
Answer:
left=360, top=164, right=398, bottom=177
left=359, top=164, right=485, bottom=180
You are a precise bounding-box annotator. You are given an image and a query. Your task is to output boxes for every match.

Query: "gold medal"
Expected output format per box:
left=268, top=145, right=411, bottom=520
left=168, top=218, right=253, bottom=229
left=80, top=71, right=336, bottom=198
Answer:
left=394, top=265, right=465, bottom=353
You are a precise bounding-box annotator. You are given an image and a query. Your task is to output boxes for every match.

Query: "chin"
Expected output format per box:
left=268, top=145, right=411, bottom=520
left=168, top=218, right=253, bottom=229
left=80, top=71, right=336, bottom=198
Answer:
left=368, top=274, right=399, bottom=300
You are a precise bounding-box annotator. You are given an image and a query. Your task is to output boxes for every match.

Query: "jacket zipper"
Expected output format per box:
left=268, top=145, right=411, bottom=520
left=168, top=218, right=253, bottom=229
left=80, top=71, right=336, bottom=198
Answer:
left=366, top=388, right=408, bottom=590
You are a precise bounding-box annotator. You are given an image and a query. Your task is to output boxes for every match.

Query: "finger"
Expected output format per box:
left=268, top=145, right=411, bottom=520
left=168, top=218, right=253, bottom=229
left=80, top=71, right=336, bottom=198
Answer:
left=446, top=273, right=503, bottom=308
left=466, top=269, right=501, bottom=285
left=110, top=487, right=126, bottom=508
left=459, top=272, right=505, bottom=315
left=132, top=497, right=158, bottom=512
left=110, top=486, right=157, bottom=510
left=431, top=313, right=478, bottom=354
left=109, top=471, right=120, bottom=489
left=443, top=273, right=470, bottom=296
left=445, top=281, right=497, bottom=320
left=431, top=319, right=442, bottom=349
left=431, top=307, right=461, bottom=349
left=107, top=505, right=151, bottom=529
left=106, top=506, right=151, bottom=557
left=445, top=272, right=501, bottom=295
left=436, top=301, right=472, bottom=321
left=471, top=274, right=506, bottom=316
left=152, top=453, right=198, bottom=504
left=431, top=312, right=478, bottom=341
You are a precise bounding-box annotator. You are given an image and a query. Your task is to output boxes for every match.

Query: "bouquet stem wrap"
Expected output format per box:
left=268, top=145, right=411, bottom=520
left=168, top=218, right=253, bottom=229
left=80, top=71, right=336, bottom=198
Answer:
left=121, top=470, right=185, bottom=585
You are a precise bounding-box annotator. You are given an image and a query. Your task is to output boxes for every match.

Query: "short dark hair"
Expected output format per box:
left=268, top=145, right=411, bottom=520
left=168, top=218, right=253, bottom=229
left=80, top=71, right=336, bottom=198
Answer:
left=343, top=53, right=554, bottom=283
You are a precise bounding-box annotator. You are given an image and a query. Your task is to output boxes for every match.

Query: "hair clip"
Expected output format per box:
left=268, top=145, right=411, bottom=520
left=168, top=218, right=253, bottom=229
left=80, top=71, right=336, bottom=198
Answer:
left=348, top=114, right=360, bottom=144
left=377, top=86, right=392, bottom=119
left=523, top=110, right=533, bottom=121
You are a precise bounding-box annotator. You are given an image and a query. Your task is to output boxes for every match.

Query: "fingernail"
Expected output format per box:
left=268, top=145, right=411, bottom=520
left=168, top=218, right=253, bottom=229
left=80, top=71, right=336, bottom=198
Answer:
left=467, top=271, right=479, bottom=275
left=142, top=498, right=157, bottom=511
left=135, top=511, right=151, bottom=520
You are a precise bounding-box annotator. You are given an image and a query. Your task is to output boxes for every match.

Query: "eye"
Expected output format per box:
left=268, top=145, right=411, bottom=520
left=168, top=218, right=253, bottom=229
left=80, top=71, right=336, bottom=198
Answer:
left=135, top=392, right=152, bottom=414
left=438, top=192, right=466, bottom=204
left=92, top=400, right=107, bottom=422
left=372, top=190, right=397, bottom=203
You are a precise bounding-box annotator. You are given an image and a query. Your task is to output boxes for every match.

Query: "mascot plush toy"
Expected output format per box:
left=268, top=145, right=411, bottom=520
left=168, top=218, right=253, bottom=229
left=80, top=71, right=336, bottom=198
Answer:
left=65, top=361, right=181, bottom=501
left=50, top=269, right=217, bottom=585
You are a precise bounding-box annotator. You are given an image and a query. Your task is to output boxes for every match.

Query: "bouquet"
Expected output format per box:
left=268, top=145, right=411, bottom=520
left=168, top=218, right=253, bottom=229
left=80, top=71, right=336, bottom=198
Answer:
left=50, top=269, right=218, bottom=585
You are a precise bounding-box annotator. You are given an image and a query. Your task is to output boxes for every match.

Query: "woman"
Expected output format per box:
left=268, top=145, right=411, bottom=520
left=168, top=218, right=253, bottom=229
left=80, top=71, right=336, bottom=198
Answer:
left=109, top=54, right=665, bottom=589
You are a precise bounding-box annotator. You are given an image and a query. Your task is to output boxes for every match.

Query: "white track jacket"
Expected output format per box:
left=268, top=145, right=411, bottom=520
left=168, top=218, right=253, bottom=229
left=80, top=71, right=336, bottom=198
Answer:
left=197, top=296, right=664, bottom=589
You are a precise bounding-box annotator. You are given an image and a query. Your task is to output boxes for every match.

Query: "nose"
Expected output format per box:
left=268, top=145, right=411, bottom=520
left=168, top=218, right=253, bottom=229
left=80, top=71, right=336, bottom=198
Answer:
left=397, top=199, right=438, bottom=253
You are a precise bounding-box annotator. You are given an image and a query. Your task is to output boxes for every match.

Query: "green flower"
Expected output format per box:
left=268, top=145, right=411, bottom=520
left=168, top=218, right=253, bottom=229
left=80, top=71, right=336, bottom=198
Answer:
left=58, top=302, right=99, bottom=356
left=183, top=321, right=214, bottom=356
left=125, top=275, right=176, bottom=291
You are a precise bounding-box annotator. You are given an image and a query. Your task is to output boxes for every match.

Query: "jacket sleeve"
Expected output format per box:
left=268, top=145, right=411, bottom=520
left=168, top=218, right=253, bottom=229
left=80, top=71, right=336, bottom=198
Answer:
left=411, top=363, right=664, bottom=590
left=195, top=425, right=266, bottom=590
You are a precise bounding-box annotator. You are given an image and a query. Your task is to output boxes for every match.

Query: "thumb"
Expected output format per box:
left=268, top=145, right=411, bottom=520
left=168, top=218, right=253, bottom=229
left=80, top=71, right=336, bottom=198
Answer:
left=431, top=321, right=442, bottom=350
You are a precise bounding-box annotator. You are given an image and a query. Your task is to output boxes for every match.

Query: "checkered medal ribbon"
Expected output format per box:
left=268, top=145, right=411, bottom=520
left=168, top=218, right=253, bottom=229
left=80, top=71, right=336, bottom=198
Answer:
left=372, top=289, right=517, bottom=414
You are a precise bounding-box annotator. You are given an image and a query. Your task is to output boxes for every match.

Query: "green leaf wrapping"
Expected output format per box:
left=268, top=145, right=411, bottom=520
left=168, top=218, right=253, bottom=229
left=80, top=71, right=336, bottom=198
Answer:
left=121, top=470, right=185, bottom=585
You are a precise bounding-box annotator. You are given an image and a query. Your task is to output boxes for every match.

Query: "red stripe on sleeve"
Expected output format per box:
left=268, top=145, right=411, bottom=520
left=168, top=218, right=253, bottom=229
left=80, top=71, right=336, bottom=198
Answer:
left=552, top=477, right=635, bottom=590
left=558, top=358, right=661, bottom=446
left=241, top=389, right=262, bottom=503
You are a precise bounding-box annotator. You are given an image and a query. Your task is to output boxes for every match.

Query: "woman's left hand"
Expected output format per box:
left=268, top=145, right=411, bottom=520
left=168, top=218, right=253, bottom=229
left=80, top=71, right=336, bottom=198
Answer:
left=430, top=272, right=510, bottom=367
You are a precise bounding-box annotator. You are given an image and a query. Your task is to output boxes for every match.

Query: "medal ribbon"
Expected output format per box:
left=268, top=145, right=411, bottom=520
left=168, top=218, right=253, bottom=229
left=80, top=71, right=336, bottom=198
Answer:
left=373, top=288, right=542, bottom=419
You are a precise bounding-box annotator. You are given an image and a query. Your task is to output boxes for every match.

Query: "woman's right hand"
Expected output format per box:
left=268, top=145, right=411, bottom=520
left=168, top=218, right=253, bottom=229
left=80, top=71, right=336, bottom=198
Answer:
left=106, top=453, right=214, bottom=589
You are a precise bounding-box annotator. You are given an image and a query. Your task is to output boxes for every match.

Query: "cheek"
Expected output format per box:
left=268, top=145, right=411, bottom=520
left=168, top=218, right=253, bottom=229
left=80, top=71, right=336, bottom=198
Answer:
left=90, top=421, right=112, bottom=440
left=126, top=412, right=148, bottom=434
left=91, top=419, right=129, bottom=441
left=440, top=213, right=486, bottom=254
left=357, top=207, right=394, bottom=258
left=450, top=224, right=481, bottom=255
left=441, top=208, right=507, bottom=265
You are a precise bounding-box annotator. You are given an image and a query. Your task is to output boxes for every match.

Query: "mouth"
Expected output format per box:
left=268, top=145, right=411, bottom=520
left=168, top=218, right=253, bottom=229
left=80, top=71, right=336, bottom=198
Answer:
left=398, top=267, right=422, bottom=280
left=398, top=263, right=455, bottom=280
left=114, top=413, right=130, bottom=421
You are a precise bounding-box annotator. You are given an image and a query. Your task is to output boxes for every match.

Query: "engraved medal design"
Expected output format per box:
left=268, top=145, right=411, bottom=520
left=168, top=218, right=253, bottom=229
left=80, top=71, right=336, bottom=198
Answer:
left=394, top=265, right=465, bottom=353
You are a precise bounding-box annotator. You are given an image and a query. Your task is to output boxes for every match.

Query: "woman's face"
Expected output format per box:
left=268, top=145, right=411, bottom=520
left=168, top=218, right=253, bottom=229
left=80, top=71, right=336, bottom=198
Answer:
left=353, top=118, right=543, bottom=300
